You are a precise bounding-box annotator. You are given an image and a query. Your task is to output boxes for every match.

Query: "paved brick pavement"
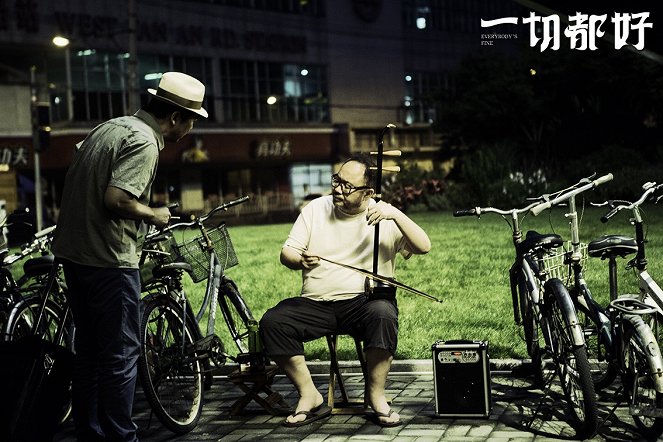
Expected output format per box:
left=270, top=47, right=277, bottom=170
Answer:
left=54, top=360, right=652, bottom=441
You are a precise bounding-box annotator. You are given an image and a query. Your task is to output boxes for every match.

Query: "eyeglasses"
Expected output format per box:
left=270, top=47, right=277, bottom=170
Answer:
left=331, top=174, right=371, bottom=194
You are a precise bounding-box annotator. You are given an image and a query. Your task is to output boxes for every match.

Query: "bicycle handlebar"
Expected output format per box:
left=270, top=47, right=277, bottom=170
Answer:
left=453, top=199, right=542, bottom=218
left=530, top=173, right=613, bottom=216
left=145, top=195, right=250, bottom=242
left=2, top=225, right=57, bottom=265
left=593, top=181, right=662, bottom=223
left=452, top=208, right=477, bottom=217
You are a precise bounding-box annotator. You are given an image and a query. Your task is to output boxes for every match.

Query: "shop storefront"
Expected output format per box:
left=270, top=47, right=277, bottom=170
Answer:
left=13, top=125, right=346, bottom=220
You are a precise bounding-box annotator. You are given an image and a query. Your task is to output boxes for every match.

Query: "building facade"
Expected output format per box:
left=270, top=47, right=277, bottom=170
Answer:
left=0, top=0, right=521, bottom=220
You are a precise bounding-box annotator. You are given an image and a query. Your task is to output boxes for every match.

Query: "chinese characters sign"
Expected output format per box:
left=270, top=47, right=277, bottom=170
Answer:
left=481, top=12, right=653, bottom=52
left=0, top=145, right=29, bottom=168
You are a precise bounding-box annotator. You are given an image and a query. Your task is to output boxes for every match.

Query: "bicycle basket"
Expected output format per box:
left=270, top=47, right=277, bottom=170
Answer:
left=172, top=223, right=238, bottom=283
left=541, top=241, right=587, bottom=282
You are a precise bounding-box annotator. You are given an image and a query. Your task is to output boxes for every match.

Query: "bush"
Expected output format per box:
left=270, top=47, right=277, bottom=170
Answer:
left=382, top=162, right=447, bottom=212
left=455, top=144, right=550, bottom=207
left=563, top=145, right=661, bottom=201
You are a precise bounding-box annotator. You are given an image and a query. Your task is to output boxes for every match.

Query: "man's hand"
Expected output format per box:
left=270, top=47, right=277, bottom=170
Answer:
left=366, top=200, right=401, bottom=226
left=366, top=200, right=431, bottom=254
left=300, top=250, right=320, bottom=269
left=280, top=247, right=320, bottom=270
left=150, top=206, right=171, bottom=229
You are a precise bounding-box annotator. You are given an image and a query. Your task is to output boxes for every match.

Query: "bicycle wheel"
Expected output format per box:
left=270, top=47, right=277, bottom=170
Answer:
left=218, top=277, right=254, bottom=355
left=516, top=269, right=537, bottom=356
left=516, top=269, right=554, bottom=387
left=544, top=279, right=599, bottom=438
left=621, top=318, right=663, bottom=439
left=575, top=304, right=617, bottom=391
left=138, top=297, right=203, bottom=435
left=5, top=296, right=73, bottom=348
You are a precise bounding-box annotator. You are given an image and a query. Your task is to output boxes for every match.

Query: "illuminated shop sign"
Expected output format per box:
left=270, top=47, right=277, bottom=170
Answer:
left=252, top=139, right=292, bottom=160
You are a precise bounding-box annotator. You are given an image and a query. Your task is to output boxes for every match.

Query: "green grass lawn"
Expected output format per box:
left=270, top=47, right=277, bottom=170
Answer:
left=184, top=204, right=663, bottom=361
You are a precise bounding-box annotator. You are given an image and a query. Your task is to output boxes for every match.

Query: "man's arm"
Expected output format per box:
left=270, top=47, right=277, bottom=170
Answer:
left=104, top=186, right=170, bottom=228
left=366, top=201, right=431, bottom=254
left=280, top=247, right=320, bottom=270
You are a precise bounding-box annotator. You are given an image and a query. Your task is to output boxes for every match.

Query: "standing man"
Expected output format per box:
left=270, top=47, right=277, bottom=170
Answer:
left=52, top=72, right=207, bottom=441
left=260, top=154, right=431, bottom=427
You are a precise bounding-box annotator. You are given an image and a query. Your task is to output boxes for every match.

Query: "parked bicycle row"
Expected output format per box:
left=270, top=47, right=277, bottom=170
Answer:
left=455, top=174, right=663, bottom=439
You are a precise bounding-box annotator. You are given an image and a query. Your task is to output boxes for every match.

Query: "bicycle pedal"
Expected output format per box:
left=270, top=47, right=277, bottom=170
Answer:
left=192, top=334, right=223, bottom=352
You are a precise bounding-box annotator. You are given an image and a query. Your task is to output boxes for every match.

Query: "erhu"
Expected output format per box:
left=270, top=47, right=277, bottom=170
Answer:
left=313, top=123, right=441, bottom=303
left=364, top=123, right=401, bottom=301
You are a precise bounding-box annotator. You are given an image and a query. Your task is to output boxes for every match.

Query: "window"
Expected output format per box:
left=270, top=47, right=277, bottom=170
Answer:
left=290, top=163, right=332, bottom=205
left=50, top=51, right=214, bottom=122
left=402, top=71, right=449, bottom=125
left=220, top=59, right=328, bottom=123
left=402, top=0, right=521, bottom=32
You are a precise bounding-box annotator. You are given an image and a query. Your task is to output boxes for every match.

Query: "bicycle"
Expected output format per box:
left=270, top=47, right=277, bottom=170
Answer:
left=454, top=196, right=599, bottom=437
left=137, top=196, right=257, bottom=434
left=595, top=183, right=663, bottom=342
left=531, top=175, right=663, bottom=438
left=0, top=225, right=74, bottom=428
left=1, top=225, right=72, bottom=347
left=589, top=182, right=663, bottom=437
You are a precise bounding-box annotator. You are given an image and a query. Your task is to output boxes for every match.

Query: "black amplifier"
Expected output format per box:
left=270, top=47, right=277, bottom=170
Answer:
left=432, top=340, right=491, bottom=417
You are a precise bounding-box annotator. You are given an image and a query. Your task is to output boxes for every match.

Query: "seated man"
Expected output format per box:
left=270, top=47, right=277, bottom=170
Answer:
left=260, top=154, right=431, bottom=427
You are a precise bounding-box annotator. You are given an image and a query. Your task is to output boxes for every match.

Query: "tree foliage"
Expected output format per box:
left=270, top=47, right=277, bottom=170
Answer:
left=437, top=49, right=663, bottom=170
left=434, top=47, right=663, bottom=204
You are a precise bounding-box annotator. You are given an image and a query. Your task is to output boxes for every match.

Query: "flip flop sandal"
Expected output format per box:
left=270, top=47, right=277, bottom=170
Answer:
left=370, top=409, right=402, bottom=427
left=282, top=404, right=332, bottom=427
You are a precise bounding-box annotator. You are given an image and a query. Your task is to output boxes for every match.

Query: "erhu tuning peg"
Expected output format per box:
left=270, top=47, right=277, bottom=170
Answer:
left=369, top=166, right=400, bottom=172
left=370, top=150, right=401, bottom=157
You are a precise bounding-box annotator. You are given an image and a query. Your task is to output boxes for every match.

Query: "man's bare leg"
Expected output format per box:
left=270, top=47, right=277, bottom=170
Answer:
left=272, top=355, right=324, bottom=424
left=365, top=348, right=400, bottom=425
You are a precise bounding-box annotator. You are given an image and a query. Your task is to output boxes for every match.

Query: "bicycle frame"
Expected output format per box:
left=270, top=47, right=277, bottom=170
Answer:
left=531, top=174, right=614, bottom=336
left=542, top=177, right=663, bottom=397
left=629, top=197, right=663, bottom=318
left=565, top=191, right=614, bottom=356
left=622, top=187, right=663, bottom=347
left=141, top=196, right=252, bottom=363
left=641, top=272, right=663, bottom=316
left=596, top=183, right=663, bottom=332
left=455, top=204, right=585, bottom=348
left=456, top=200, right=600, bottom=435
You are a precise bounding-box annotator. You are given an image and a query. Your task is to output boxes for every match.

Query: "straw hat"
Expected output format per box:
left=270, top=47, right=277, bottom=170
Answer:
left=148, top=72, right=208, bottom=118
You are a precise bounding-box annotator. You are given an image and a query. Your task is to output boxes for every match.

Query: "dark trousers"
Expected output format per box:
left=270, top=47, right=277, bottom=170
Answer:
left=62, top=259, right=141, bottom=442
left=259, top=296, right=398, bottom=357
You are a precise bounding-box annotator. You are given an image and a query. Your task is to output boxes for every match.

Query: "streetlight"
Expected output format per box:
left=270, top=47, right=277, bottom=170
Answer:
left=52, top=35, right=73, bottom=121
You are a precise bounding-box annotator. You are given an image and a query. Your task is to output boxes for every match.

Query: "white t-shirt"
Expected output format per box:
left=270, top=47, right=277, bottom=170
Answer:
left=284, top=195, right=410, bottom=301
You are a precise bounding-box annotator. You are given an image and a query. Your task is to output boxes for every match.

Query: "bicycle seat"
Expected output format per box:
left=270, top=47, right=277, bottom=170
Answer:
left=517, top=231, right=563, bottom=255
left=588, top=235, right=637, bottom=259
left=23, top=254, right=55, bottom=279
left=153, top=261, right=193, bottom=278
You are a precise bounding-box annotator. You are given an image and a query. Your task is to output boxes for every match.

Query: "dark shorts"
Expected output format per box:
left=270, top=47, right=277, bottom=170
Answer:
left=259, top=295, right=398, bottom=357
